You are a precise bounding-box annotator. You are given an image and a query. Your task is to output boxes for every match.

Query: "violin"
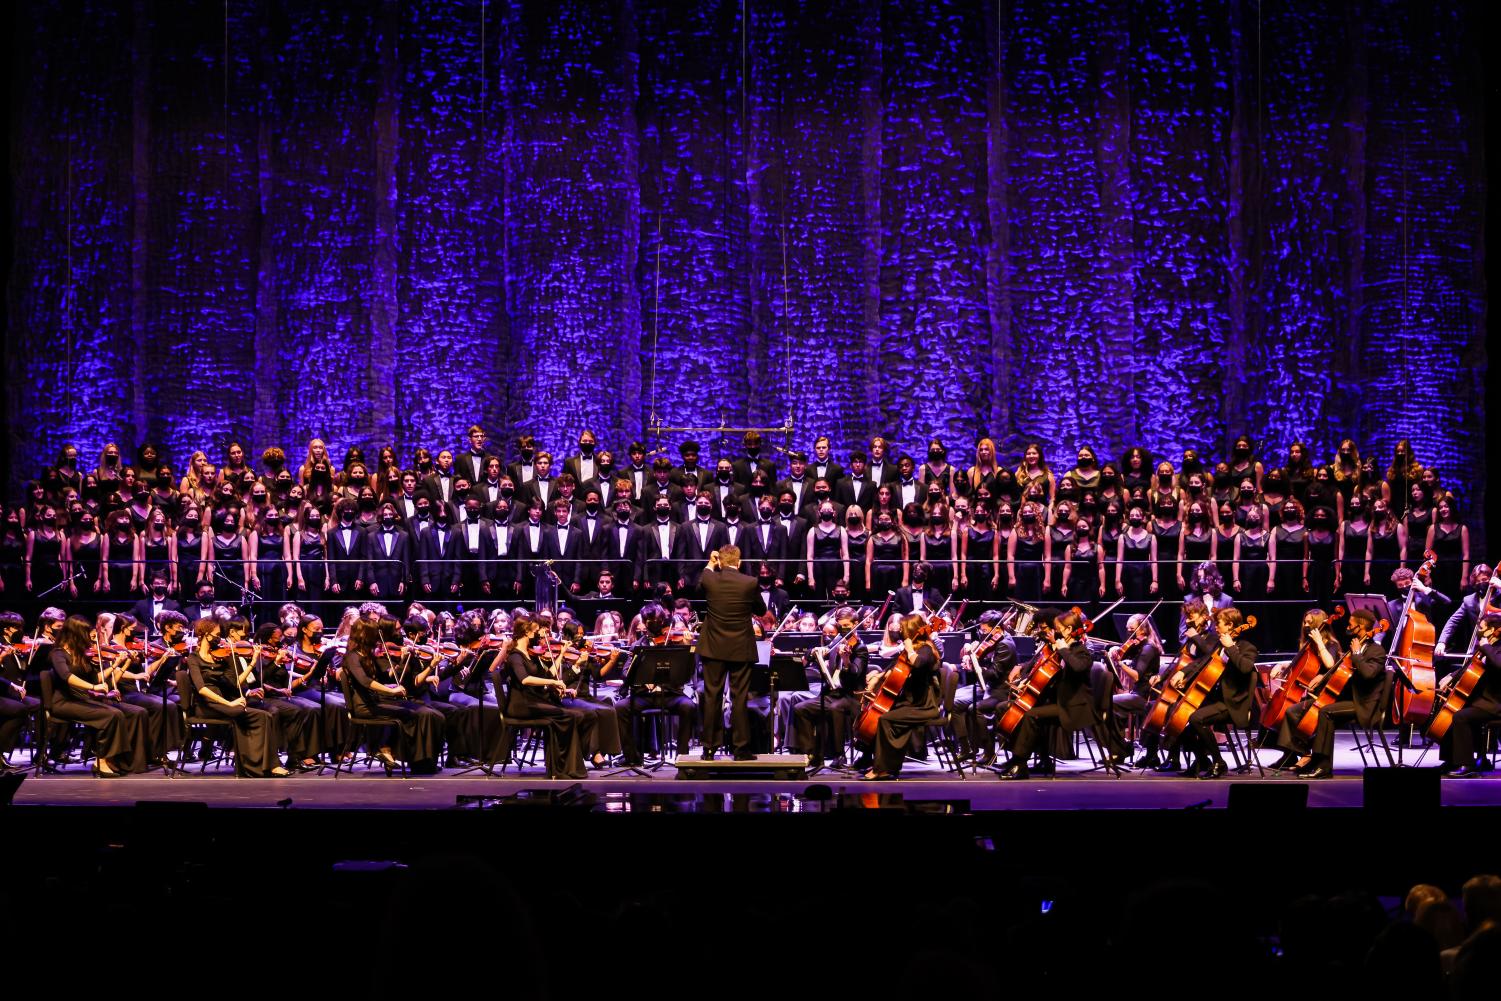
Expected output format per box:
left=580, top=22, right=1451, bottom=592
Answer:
left=1162, top=616, right=1257, bottom=740
left=855, top=620, right=932, bottom=744
left=928, top=599, right=968, bottom=634
left=124, top=636, right=189, bottom=659
left=1262, top=605, right=1346, bottom=729
left=1297, top=619, right=1386, bottom=738
left=0, top=638, right=42, bottom=659
left=210, top=640, right=258, bottom=661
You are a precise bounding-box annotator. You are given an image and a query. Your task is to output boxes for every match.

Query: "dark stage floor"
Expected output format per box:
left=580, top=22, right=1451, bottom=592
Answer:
left=9, top=733, right=1497, bottom=811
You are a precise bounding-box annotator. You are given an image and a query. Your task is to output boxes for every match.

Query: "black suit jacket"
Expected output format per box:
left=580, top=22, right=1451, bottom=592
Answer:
left=639, top=520, right=679, bottom=587
left=129, top=596, right=183, bottom=630
left=1185, top=637, right=1258, bottom=726
left=673, top=518, right=728, bottom=589
left=809, top=461, right=845, bottom=488
left=865, top=460, right=900, bottom=485
left=506, top=460, right=538, bottom=487
left=563, top=454, right=606, bottom=487
left=743, top=518, right=789, bottom=582
left=833, top=475, right=874, bottom=511
left=894, top=584, right=945, bottom=616
left=698, top=567, right=767, bottom=662
left=672, top=464, right=711, bottom=491
left=601, top=520, right=645, bottom=589
left=363, top=527, right=410, bottom=596
left=731, top=455, right=778, bottom=488
left=1050, top=640, right=1098, bottom=731
left=775, top=477, right=815, bottom=513
left=1341, top=641, right=1390, bottom=728
left=459, top=450, right=493, bottom=485
left=636, top=481, right=684, bottom=524
left=755, top=585, right=791, bottom=622
left=543, top=523, right=585, bottom=591
left=423, top=471, right=459, bottom=508
left=327, top=523, right=367, bottom=589
left=415, top=524, right=461, bottom=594
left=775, top=515, right=809, bottom=582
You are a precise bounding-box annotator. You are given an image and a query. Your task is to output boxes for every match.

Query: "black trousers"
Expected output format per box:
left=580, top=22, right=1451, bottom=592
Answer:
left=1112, top=692, right=1157, bottom=754
left=700, top=658, right=754, bottom=756
left=1186, top=702, right=1237, bottom=763
left=614, top=690, right=695, bottom=761
left=1442, top=700, right=1501, bottom=768
left=871, top=703, right=941, bottom=775
left=1278, top=698, right=1355, bottom=760
left=1008, top=703, right=1116, bottom=765
left=0, top=694, right=40, bottom=755
left=952, top=692, right=1004, bottom=758
left=51, top=694, right=150, bottom=774
left=792, top=692, right=859, bottom=758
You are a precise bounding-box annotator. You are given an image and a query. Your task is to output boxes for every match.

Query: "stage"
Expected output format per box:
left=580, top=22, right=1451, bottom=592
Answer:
left=10, top=733, right=1498, bottom=812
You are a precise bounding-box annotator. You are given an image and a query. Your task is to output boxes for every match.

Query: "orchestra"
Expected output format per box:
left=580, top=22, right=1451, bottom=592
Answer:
left=0, top=429, right=1492, bottom=783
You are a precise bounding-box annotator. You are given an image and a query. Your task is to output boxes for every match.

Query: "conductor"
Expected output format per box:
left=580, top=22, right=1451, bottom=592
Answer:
left=698, top=545, right=767, bottom=760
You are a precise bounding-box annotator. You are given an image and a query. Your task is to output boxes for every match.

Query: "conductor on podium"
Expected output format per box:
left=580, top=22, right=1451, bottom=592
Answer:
left=698, top=545, right=767, bottom=760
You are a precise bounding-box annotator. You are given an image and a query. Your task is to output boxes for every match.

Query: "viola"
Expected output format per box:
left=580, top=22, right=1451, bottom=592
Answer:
left=855, top=622, right=931, bottom=744
left=1262, top=606, right=1346, bottom=729
left=1298, top=620, right=1386, bottom=738
left=1425, top=648, right=1489, bottom=741
left=1391, top=550, right=1439, bottom=726
left=1163, top=616, right=1258, bottom=740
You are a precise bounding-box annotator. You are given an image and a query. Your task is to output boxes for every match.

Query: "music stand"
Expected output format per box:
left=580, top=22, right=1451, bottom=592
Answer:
left=607, top=645, right=697, bottom=776
left=751, top=654, right=811, bottom=755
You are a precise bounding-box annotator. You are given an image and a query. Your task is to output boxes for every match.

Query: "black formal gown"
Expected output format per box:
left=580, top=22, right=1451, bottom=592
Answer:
left=809, top=527, right=845, bottom=598
left=177, top=530, right=203, bottom=595
left=1369, top=527, right=1402, bottom=597
left=1119, top=532, right=1153, bottom=602
left=869, top=645, right=941, bottom=776
left=186, top=652, right=282, bottom=777
left=296, top=532, right=327, bottom=603
left=342, top=649, right=444, bottom=773
left=1012, top=534, right=1045, bottom=602
left=29, top=531, right=66, bottom=599
left=963, top=527, right=996, bottom=602
left=921, top=531, right=955, bottom=595
left=1237, top=531, right=1270, bottom=599
left=505, top=650, right=589, bottom=779
left=48, top=648, right=150, bottom=774
left=1306, top=530, right=1338, bottom=603
left=1339, top=522, right=1369, bottom=594
left=251, top=651, right=323, bottom=763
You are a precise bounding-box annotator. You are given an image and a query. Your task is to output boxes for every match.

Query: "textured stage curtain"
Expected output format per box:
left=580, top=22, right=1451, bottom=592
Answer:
left=4, top=0, right=1486, bottom=510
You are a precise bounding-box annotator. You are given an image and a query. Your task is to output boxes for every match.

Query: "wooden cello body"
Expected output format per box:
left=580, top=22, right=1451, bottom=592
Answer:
left=1392, top=552, right=1440, bottom=726
left=1262, top=606, right=1346, bottom=729
left=1425, top=651, right=1487, bottom=742
left=1163, top=616, right=1257, bottom=740
left=854, top=619, right=929, bottom=744
left=995, top=646, right=1060, bottom=738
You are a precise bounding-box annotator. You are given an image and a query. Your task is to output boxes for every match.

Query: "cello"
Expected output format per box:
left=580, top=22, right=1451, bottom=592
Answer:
left=996, top=606, right=1089, bottom=739
left=1262, top=606, right=1345, bottom=729
left=1390, top=550, right=1439, bottom=726
left=1297, top=618, right=1387, bottom=738
left=1163, top=616, right=1257, bottom=741
left=1425, top=646, right=1491, bottom=742
left=854, top=619, right=932, bottom=744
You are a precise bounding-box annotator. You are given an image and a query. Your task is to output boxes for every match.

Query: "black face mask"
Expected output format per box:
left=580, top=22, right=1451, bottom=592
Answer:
left=308, top=516, right=322, bottom=527
left=929, top=514, right=945, bottom=526
left=1234, top=446, right=1250, bottom=458
left=877, top=521, right=893, bottom=532
left=274, top=480, right=291, bottom=494
left=43, top=515, right=57, bottom=525
left=579, top=442, right=594, bottom=454
left=151, top=585, right=167, bottom=597
left=928, top=452, right=944, bottom=463
left=778, top=504, right=794, bottom=517
left=1020, top=513, right=1037, bottom=525
left=697, top=508, right=712, bottom=520
left=847, top=515, right=862, bottom=527
left=499, top=486, right=514, bottom=498
left=1078, top=456, right=1094, bottom=468
left=380, top=516, right=395, bottom=528
left=358, top=499, right=376, bottom=512
left=656, top=510, right=670, bottom=522
left=341, top=514, right=355, bottom=525
left=616, top=510, right=631, bottom=522
left=585, top=503, right=599, bottom=515
left=105, top=454, right=119, bottom=465
left=997, top=513, right=1013, bottom=525
left=416, top=507, right=431, bottom=519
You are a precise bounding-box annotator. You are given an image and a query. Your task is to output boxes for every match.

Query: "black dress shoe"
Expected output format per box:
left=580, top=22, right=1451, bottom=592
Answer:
left=1445, top=766, right=1481, bottom=779
left=1133, top=752, right=1161, bottom=769
left=975, top=751, right=995, bottom=768
left=997, top=761, right=1030, bottom=780
left=1301, top=764, right=1335, bottom=779
left=733, top=751, right=756, bottom=762
left=700, top=751, right=716, bottom=761
left=1198, top=759, right=1228, bottom=780
left=1154, top=758, right=1182, bottom=773
left=1268, top=752, right=1299, bottom=771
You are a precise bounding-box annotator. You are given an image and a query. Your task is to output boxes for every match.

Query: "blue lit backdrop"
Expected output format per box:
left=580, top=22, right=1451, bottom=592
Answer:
left=4, top=0, right=1487, bottom=506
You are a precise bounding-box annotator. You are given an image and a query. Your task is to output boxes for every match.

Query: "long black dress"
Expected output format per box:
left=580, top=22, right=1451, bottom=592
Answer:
left=177, top=529, right=202, bottom=595
left=186, top=651, right=283, bottom=777
left=921, top=531, right=955, bottom=594
left=809, top=526, right=845, bottom=598
left=248, top=650, right=322, bottom=764
left=1272, top=525, right=1306, bottom=598
left=142, top=534, right=172, bottom=587
left=211, top=532, right=245, bottom=602
left=48, top=647, right=149, bottom=774
left=1048, top=527, right=1075, bottom=600
left=0, top=534, right=25, bottom=599
left=868, top=533, right=905, bottom=596
left=1306, top=530, right=1338, bottom=603
left=1369, top=526, right=1402, bottom=596
left=342, top=648, right=443, bottom=772
left=105, top=533, right=136, bottom=598
left=843, top=529, right=869, bottom=600
left=869, top=644, right=940, bottom=776
left=1119, top=531, right=1153, bottom=602
left=1404, top=510, right=1433, bottom=565
left=504, top=649, right=589, bottom=779
left=1153, top=521, right=1182, bottom=599
left=71, top=533, right=103, bottom=596
left=1429, top=524, right=1464, bottom=612
left=1237, top=531, right=1270, bottom=599
left=1066, top=541, right=1100, bottom=604
left=1215, top=527, right=1240, bottom=592
left=256, top=530, right=288, bottom=606
left=29, top=530, right=66, bottom=599
left=1012, top=534, right=1045, bottom=602
left=964, top=526, right=996, bottom=601
left=118, top=648, right=186, bottom=760
left=296, top=531, right=327, bottom=603
left=1339, top=522, right=1369, bottom=594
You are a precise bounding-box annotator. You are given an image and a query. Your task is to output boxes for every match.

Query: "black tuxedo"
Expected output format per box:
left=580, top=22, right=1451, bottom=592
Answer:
left=720, top=518, right=753, bottom=557
left=705, top=480, right=746, bottom=520
left=809, top=460, right=845, bottom=487
left=755, top=585, right=791, bottom=622
left=454, top=516, right=497, bottom=596
left=1006, top=640, right=1102, bottom=764
left=543, top=522, right=585, bottom=592
left=744, top=518, right=789, bottom=583
left=582, top=475, right=618, bottom=512
left=639, top=519, right=679, bottom=591
left=698, top=566, right=768, bottom=756
left=731, top=455, right=778, bottom=488
left=892, top=477, right=923, bottom=510
left=517, top=476, right=557, bottom=516
left=563, top=454, right=604, bottom=487
left=130, top=596, right=183, bottom=630
left=893, top=584, right=945, bottom=616
left=833, top=475, right=873, bottom=511
left=866, top=460, right=900, bottom=485
left=621, top=464, right=652, bottom=504
left=363, top=526, right=411, bottom=598
left=423, top=471, right=458, bottom=507
left=775, top=477, right=813, bottom=513
left=636, top=481, right=684, bottom=524
left=775, top=515, right=809, bottom=583
left=602, top=519, right=645, bottom=590
left=573, top=513, right=610, bottom=591
left=673, top=517, right=728, bottom=591
left=417, top=523, right=462, bottom=596
left=506, top=459, right=537, bottom=486
left=391, top=493, right=426, bottom=531
left=672, top=464, right=711, bottom=492
left=459, top=449, right=492, bottom=484
left=327, top=521, right=367, bottom=592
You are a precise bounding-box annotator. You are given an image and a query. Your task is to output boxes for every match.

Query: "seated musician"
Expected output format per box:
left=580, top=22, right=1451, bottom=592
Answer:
left=613, top=603, right=697, bottom=764
left=1265, top=609, right=1342, bottom=773
left=792, top=606, right=868, bottom=768
left=47, top=615, right=150, bottom=776
left=1437, top=612, right=1501, bottom=778
left=0, top=611, right=42, bottom=768
left=1108, top=613, right=1165, bottom=768
left=395, top=614, right=468, bottom=765
left=109, top=612, right=186, bottom=764
left=1154, top=599, right=1217, bottom=774
left=553, top=619, right=623, bottom=767
left=1434, top=564, right=1494, bottom=660
left=950, top=610, right=1017, bottom=767
left=184, top=618, right=289, bottom=778
left=864, top=612, right=942, bottom=780
left=1168, top=607, right=1259, bottom=780
left=341, top=618, right=444, bottom=773
left=1377, top=567, right=1448, bottom=646
left=502, top=616, right=592, bottom=779
left=997, top=608, right=1103, bottom=779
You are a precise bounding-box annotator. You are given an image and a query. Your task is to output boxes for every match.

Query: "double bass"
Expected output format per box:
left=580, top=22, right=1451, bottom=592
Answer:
left=1390, top=550, right=1439, bottom=726
left=1262, top=606, right=1346, bottom=729
left=1296, top=619, right=1387, bottom=738
left=1162, top=616, right=1257, bottom=740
